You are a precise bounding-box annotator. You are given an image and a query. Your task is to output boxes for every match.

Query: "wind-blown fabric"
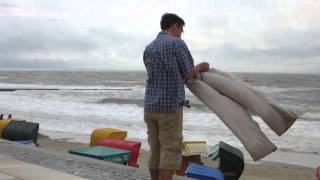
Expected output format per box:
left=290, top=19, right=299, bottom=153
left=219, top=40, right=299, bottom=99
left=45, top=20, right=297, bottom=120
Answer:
left=186, top=68, right=297, bottom=161
left=205, top=69, right=297, bottom=135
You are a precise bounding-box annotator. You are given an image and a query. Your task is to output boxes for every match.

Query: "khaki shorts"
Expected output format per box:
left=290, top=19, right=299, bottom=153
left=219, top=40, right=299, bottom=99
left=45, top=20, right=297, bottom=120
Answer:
left=144, top=108, right=183, bottom=170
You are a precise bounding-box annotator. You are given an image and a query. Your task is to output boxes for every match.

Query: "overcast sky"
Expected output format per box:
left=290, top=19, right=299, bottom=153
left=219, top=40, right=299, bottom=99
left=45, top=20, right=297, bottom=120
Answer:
left=0, top=0, right=319, bottom=73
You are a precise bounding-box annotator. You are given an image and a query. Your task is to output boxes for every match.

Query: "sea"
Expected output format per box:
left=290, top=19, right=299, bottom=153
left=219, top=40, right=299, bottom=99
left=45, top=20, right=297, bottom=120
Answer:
left=0, top=69, right=319, bottom=168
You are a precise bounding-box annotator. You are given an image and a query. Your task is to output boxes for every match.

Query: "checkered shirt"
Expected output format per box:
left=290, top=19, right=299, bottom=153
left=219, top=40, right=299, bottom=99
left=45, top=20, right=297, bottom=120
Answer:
left=143, top=31, right=194, bottom=112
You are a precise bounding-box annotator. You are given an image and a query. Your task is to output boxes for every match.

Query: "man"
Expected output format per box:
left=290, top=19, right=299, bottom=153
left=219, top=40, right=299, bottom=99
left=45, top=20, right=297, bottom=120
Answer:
left=143, top=13, right=209, bottom=180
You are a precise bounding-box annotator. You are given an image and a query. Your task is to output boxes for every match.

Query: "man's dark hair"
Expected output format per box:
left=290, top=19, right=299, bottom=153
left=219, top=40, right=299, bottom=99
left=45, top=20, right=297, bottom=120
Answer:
left=160, top=13, right=185, bottom=30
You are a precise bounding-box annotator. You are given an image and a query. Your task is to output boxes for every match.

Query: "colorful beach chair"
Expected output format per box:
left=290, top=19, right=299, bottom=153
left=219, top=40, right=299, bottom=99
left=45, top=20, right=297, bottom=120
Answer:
left=90, top=128, right=127, bottom=146
left=176, top=141, right=207, bottom=176
left=208, top=141, right=244, bottom=180
left=96, top=139, right=141, bottom=167
left=2, top=120, right=39, bottom=144
left=69, top=146, right=131, bottom=165
left=185, top=163, right=224, bottom=180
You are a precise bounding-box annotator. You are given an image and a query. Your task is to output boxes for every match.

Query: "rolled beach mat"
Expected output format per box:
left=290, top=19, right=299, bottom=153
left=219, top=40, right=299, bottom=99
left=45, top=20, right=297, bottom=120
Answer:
left=202, top=68, right=297, bottom=136
left=187, top=79, right=276, bottom=161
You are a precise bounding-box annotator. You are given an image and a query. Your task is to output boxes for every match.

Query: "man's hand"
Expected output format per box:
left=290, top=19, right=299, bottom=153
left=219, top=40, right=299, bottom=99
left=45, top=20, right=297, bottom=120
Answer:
left=184, top=62, right=210, bottom=80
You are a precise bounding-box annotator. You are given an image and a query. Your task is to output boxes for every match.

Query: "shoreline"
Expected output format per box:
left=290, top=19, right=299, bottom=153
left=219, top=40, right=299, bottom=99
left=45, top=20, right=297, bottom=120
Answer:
left=37, top=134, right=317, bottom=180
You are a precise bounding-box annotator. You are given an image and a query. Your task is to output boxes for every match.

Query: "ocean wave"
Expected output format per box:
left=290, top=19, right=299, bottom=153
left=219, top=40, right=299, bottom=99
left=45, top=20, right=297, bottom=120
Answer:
left=98, top=98, right=144, bottom=107
left=298, top=111, right=320, bottom=121
left=0, top=83, right=132, bottom=91
left=277, top=147, right=319, bottom=155
left=97, top=98, right=207, bottom=110
left=252, top=86, right=319, bottom=93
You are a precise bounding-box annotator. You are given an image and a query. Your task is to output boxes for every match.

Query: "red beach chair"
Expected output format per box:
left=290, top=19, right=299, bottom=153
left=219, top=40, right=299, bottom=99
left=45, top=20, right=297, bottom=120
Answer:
left=317, top=166, right=320, bottom=180
left=97, top=139, right=141, bottom=167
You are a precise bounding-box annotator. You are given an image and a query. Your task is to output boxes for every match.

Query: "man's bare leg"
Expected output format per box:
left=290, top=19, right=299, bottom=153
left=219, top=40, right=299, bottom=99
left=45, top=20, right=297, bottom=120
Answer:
left=149, top=168, right=159, bottom=180
left=159, top=169, right=174, bottom=180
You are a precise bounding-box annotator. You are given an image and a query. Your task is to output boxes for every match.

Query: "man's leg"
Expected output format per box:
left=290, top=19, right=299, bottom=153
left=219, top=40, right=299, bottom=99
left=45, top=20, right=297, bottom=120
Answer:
left=159, top=169, right=174, bottom=180
left=144, top=112, right=161, bottom=180
left=149, top=168, right=160, bottom=180
left=158, top=108, right=183, bottom=180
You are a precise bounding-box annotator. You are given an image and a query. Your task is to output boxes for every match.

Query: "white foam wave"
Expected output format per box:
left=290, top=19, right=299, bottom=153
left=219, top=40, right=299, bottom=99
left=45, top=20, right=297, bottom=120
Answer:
left=1, top=90, right=320, bottom=156
left=253, top=85, right=319, bottom=93
left=0, top=83, right=130, bottom=90
left=299, top=112, right=320, bottom=120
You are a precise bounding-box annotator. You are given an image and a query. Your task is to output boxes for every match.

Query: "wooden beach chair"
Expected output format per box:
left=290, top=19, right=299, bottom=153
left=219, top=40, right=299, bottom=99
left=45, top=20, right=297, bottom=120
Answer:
left=176, top=141, right=207, bottom=176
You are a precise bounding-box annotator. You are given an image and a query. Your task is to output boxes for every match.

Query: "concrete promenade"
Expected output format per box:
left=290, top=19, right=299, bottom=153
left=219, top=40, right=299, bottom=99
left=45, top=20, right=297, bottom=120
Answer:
left=0, top=140, right=188, bottom=180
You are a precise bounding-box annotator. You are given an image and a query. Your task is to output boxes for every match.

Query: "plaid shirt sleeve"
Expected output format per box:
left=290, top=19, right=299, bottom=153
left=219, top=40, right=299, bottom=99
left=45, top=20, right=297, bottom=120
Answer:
left=175, top=40, right=194, bottom=79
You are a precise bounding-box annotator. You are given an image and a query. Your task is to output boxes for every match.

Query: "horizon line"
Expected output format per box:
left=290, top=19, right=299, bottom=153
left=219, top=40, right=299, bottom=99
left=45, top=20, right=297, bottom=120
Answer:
left=0, top=68, right=319, bottom=75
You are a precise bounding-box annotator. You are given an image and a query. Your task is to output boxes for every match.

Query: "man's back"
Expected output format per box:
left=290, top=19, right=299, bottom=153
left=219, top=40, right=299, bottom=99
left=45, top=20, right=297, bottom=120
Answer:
left=143, top=31, right=194, bottom=113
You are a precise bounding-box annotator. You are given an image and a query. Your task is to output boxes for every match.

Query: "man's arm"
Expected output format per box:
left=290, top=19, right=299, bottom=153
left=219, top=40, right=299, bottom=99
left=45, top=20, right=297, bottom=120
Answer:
left=184, top=62, right=209, bottom=80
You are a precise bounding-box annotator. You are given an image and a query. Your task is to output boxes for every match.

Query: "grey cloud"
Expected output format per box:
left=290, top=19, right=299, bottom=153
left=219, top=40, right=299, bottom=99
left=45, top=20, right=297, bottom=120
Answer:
left=0, top=17, right=100, bottom=54
left=88, top=27, right=148, bottom=59
left=215, top=43, right=320, bottom=60
left=0, top=16, right=146, bottom=69
left=263, top=28, right=320, bottom=50
left=0, top=58, right=74, bottom=69
left=0, top=0, right=319, bottom=73
left=0, top=2, right=16, bottom=8
left=192, top=23, right=320, bottom=65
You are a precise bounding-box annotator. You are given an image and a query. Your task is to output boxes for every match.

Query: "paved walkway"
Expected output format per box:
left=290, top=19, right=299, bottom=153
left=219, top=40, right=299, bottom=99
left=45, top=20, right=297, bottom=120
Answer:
left=0, top=140, right=188, bottom=180
left=0, top=154, right=88, bottom=180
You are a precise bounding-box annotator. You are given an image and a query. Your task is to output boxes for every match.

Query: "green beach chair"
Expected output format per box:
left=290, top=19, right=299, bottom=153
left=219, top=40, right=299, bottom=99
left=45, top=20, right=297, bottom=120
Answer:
left=69, top=146, right=131, bottom=164
left=208, top=141, right=244, bottom=180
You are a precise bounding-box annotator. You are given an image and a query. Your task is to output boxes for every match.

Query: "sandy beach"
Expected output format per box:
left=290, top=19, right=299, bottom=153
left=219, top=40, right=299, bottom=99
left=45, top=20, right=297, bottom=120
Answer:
left=37, top=134, right=317, bottom=180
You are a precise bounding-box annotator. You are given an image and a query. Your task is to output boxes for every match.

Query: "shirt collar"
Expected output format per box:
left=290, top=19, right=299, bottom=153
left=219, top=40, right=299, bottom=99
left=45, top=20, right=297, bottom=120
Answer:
left=157, top=31, right=171, bottom=37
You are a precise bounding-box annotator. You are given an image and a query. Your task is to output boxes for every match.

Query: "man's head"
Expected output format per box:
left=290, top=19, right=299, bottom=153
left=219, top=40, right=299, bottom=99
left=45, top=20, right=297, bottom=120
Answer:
left=160, top=13, right=185, bottom=38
